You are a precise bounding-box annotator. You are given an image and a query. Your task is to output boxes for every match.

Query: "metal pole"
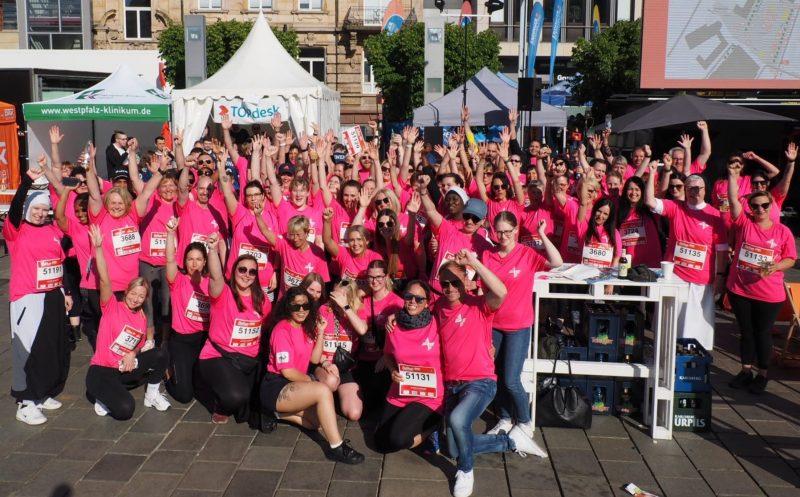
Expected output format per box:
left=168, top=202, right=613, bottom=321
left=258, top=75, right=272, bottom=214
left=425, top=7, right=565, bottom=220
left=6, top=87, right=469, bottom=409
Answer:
left=462, top=22, right=468, bottom=110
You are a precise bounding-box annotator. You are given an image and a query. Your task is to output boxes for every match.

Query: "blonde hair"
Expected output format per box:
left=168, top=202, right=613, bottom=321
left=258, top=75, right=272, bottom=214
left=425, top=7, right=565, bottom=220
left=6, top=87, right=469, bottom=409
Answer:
left=337, top=280, right=363, bottom=312
left=103, top=187, right=133, bottom=214
left=372, top=188, right=400, bottom=213
left=287, top=215, right=310, bottom=234
left=344, top=224, right=371, bottom=244
left=124, top=277, right=151, bottom=310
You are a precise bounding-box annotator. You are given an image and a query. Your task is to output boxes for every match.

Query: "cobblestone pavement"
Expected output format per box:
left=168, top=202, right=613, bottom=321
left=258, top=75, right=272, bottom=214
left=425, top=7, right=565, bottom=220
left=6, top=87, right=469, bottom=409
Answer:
left=0, top=253, right=799, bottom=497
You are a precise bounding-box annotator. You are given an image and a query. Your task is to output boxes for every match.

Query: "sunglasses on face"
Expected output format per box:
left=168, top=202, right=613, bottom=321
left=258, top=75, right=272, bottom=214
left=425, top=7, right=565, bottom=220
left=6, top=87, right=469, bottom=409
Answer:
left=509, top=159, right=521, bottom=163
left=381, top=167, right=390, bottom=173
left=374, top=197, right=390, bottom=206
left=669, top=184, right=684, bottom=190
left=199, top=169, right=214, bottom=176
left=463, top=213, right=481, bottom=224
left=198, top=159, right=214, bottom=165
left=403, top=293, right=427, bottom=303
left=288, top=303, right=311, bottom=312
left=440, top=279, right=463, bottom=289
left=749, top=201, right=771, bottom=211
left=236, top=266, right=258, bottom=276
left=377, top=221, right=395, bottom=229
left=339, top=279, right=351, bottom=287
left=687, top=186, right=704, bottom=193
left=492, top=184, right=505, bottom=191
left=751, top=180, right=768, bottom=186
left=728, top=160, right=742, bottom=166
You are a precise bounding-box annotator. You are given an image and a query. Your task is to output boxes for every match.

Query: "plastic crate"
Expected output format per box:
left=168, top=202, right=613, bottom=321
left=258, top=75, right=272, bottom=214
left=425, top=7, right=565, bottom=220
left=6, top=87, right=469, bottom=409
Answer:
left=619, top=305, right=645, bottom=363
left=583, top=303, right=621, bottom=348
left=675, top=338, right=712, bottom=393
left=587, top=377, right=615, bottom=416
left=673, top=391, right=711, bottom=432
left=615, top=379, right=644, bottom=416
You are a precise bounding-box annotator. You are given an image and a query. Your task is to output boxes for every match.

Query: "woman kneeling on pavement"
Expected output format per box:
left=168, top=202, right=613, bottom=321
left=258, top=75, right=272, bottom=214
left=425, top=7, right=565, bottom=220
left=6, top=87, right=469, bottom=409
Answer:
left=262, top=287, right=365, bottom=464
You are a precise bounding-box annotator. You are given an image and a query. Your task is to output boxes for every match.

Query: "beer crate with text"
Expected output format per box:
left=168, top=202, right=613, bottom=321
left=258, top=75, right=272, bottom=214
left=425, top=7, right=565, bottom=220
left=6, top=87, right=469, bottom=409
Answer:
left=675, top=338, right=712, bottom=393
left=673, top=391, right=711, bottom=432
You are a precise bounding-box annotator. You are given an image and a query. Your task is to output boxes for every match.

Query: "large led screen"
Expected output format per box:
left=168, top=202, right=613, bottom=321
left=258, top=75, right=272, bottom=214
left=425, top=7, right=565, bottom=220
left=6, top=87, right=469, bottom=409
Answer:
left=640, top=0, right=800, bottom=89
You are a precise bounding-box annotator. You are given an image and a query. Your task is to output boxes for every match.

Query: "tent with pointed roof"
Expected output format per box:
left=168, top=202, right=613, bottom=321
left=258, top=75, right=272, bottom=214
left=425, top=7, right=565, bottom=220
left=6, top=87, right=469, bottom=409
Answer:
left=172, top=13, right=341, bottom=153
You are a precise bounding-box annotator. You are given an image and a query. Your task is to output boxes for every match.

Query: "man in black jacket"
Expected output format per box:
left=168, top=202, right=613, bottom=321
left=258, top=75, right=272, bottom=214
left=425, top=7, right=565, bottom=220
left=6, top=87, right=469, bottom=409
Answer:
left=105, top=130, right=129, bottom=177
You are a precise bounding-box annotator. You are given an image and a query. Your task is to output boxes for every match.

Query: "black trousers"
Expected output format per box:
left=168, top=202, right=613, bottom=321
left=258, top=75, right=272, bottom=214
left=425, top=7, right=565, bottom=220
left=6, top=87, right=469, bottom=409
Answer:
left=165, top=331, right=206, bottom=404
left=728, top=292, right=783, bottom=370
left=85, top=347, right=169, bottom=421
left=374, top=401, right=441, bottom=453
left=196, top=357, right=257, bottom=421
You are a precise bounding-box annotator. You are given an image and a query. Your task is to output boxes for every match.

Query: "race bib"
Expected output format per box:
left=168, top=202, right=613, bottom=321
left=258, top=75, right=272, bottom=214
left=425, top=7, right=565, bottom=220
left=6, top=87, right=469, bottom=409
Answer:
left=36, top=259, right=63, bottom=290
left=438, top=251, right=476, bottom=280
left=674, top=240, right=707, bottom=270
left=111, top=226, right=141, bottom=256
left=520, top=234, right=543, bottom=250
left=110, top=324, right=144, bottom=356
left=398, top=364, right=438, bottom=398
left=620, top=220, right=646, bottom=247
left=185, top=291, right=211, bottom=322
left=581, top=242, right=613, bottom=268
left=322, top=333, right=353, bottom=362
left=283, top=268, right=304, bottom=289
left=230, top=318, right=261, bottom=348
left=190, top=233, right=209, bottom=249
left=339, top=222, right=350, bottom=245
left=149, top=232, right=168, bottom=257
left=737, top=242, right=774, bottom=274
left=238, top=243, right=269, bottom=270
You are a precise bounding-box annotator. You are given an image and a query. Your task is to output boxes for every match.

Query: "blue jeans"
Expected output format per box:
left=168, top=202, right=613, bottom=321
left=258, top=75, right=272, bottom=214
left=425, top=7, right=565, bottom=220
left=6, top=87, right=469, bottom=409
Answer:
left=492, top=326, right=532, bottom=424
left=445, top=378, right=512, bottom=472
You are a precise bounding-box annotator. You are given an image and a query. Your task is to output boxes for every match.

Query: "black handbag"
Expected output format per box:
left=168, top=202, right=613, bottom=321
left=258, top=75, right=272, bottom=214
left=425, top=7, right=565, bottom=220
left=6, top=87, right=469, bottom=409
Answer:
left=535, top=352, right=592, bottom=429
left=330, top=312, right=356, bottom=373
left=210, top=341, right=260, bottom=375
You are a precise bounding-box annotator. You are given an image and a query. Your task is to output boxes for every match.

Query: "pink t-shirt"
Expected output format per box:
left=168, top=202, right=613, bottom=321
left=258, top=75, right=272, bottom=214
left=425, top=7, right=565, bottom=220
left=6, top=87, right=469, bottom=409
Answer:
left=486, top=198, right=523, bottom=241
left=169, top=273, right=211, bottom=334
left=176, top=199, right=229, bottom=267
left=267, top=319, right=315, bottom=375
left=91, top=298, right=147, bottom=368
left=273, top=237, right=330, bottom=292
left=199, top=285, right=271, bottom=359
left=277, top=199, right=323, bottom=245
left=712, top=176, right=752, bottom=216
left=385, top=319, right=444, bottom=413
left=227, top=204, right=277, bottom=291
left=727, top=213, right=796, bottom=303
left=429, top=218, right=493, bottom=293
left=318, top=304, right=360, bottom=365
left=358, top=292, right=404, bottom=361
left=333, top=248, right=384, bottom=287
left=139, top=195, right=178, bottom=266
left=656, top=200, right=727, bottom=285
left=374, top=238, right=418, bottom=279
left=65, top=219, right=95, bottom=290
left=434, top=295, right=496, bottom=382
left=579, top=227, right=622, bottom=269
left=548, top=195, right=577, bottom=250
left=3, top=222, right=65, bottom=301
left=519, top=205, right=554, bottom=254
left=558, top=199, right=590, bottom=264
left=482, top=243, right=546, bottom=331
left=89, top=207, right=141, bottom=292
left=363, top=212, right=417, bottom=242
left=330, top=199, right=358, bottom=246
left=618, top=209, right=663, bottom=268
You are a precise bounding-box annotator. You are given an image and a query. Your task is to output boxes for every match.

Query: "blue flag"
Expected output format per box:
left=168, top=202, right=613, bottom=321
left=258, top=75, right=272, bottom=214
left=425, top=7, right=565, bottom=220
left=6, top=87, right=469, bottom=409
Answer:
left=549, top=0, right=564, bottom=85
left=526, top=1, right=544, bottom=77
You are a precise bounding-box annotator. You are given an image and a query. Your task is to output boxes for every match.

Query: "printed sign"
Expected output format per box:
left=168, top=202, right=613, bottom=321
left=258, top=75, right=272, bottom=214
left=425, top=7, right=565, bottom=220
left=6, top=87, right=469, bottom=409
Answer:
left=212, top=98, right=288, bottom=124
left=342, top=126, right=367, bottom=156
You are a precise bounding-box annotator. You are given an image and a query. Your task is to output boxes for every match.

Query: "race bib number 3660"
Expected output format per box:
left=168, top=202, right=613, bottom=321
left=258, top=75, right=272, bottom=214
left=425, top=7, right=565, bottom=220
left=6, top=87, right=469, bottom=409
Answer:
left=398, top=364, right=437, bottom=398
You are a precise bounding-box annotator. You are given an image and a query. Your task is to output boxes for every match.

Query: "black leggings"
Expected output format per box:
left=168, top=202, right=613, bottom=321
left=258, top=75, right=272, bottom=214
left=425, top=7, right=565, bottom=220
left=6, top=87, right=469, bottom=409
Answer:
left=81, top=289, right=101, bottom=350
left=196, top=357, right=257, bottom=420
left=85, top=347, right=169, bottom=421
left=374, top=401, right=442, bottom=453
left=728, top=292, right=783, bottom=370
left=166, top=331, right=206, bottom=404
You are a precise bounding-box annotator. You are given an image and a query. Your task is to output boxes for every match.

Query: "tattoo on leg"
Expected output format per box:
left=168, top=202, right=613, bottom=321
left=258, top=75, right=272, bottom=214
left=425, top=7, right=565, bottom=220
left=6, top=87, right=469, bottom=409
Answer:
left=278, top=383, right=296, bottom=404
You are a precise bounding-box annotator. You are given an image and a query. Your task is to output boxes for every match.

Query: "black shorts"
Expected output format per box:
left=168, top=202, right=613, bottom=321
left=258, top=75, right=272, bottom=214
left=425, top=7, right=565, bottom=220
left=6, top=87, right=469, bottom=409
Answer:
left=260, top=373, right=291, bottom=414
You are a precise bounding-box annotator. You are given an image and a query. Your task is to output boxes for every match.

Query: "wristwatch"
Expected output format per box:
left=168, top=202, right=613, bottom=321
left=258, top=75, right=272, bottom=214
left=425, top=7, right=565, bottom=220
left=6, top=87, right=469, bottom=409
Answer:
left=343, top=304, right=351, bottom=311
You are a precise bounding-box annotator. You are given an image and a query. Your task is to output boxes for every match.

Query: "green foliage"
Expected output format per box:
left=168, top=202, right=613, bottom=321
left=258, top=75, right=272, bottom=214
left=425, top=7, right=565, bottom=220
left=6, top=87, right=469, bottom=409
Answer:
left=570, top=19, right=642, bottom=121
left=365, top=23, right=502, bottom=122
left=158, top=19, right=300, bottom=89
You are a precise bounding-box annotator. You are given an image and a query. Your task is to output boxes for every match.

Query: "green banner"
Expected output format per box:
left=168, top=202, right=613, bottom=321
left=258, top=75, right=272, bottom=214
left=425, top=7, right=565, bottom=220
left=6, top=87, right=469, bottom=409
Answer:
left=24, top=103, right=170, bottom=122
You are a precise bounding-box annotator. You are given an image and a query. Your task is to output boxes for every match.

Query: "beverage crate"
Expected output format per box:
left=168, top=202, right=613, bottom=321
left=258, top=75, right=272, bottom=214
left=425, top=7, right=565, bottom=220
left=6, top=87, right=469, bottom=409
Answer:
left=583, top=303, right=621, bottom=347
left=615, top=379, right=644, bottom=416
left=619, top=305, right=645, bottom=363
left=673, top=391, right=711, bottom=432
left=675, top=338, right=712, bottom=393
left=587, top=377, right=615, bottom=416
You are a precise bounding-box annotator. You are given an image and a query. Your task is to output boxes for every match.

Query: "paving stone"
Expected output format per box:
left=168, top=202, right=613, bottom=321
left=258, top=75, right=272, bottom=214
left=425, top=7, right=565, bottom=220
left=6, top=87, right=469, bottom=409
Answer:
left=505, top=454, right=560, bottom=492
left=342, top=426, right=384, bottom=459
left=58, top=438, right=115, bottom=461
left=280, top=461, right=334, bottom=491
left=473, top=452, right=506, bottom=469
left=181, top=401, right=211, bottom=422
left=239, top=446, right=293, bottom=471
left=291, top=438, right=334, bottom=463
left=327, top=480, right=378, bottom=497
left=587, top=416, right=630, bottom=438
left=118, top=472, right=181, bottom=497
left=626, top=426, right=685, bottom=458
left=717, top=433, right=776, bottom=458
left=12, top=459, right=94, bottom=497
left=508, top=490, right=562, bottom=497
left=678, top=438, right=742, bottom=470
left=47, top=407, right=98, bottom=430
left=222, top=469, right=281, bottom=497
left=272, top=491, right=325, bottom=497
left=542, top=427, right=593, bottom=449
left=17, top=427, right=80, bottom=454
left=590, top=437, right=643, bottom=462
left=381, top=449, right=451, bottom=480
left=110, top=432, right=165, bottom=455
left=160, top=422, right=215, bottom=451
left=0, top=453, right=52, bottom=482
left=172, top=490, right=222, bottom=497
left=0, top=482, right=21, bottom=497
left=656, top=477, right=716, bottom=497
left=197, top=435, right=252, bottom=462
left=472, top=467, right=510, bottom=497
left=213, top=420, right=258, bottom=437
left=700, top=469, right=765, bottom=496
left=332, top=457, right=382, bottom=482
left=140, top=450, right=196, bottom=474
left=558, top=475, right=615, bottom=497
left=549, top=448, right=603, bottom=477
left=377, top=478, right=452, bottom=497
left=712, top=407, right=757, bottom=434
left=731, top=404, right=786, bottom=423
left=762, top=487, right=800, bottom=497
left=601, top=460, right=660, bottom=491
left=748, top=420, right=800, bottom=445
left=128, top=408, right=186, bottom=434
left=643, top=454, right=700, bottom=478
left=84, top=453, right=147, bottom=482
left=252, top=424, right=299, bottom=447
left=177, top=461, right=237, bottom=491
left=81, top=418, right=132, bottom=441
left=71, top=479, right=126, bottom=497
left=773, top=445, right=800, bottom=468
left=736, top=456, right=800, bottom=488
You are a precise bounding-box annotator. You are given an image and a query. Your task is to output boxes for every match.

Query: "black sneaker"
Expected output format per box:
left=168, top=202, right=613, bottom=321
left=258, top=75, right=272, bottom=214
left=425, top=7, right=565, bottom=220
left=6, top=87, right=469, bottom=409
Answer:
left=728, top=370, right=753, bottom=389
left=749, top=374, right=769, bottom=395
left=327, top=440, right=365, bottom=465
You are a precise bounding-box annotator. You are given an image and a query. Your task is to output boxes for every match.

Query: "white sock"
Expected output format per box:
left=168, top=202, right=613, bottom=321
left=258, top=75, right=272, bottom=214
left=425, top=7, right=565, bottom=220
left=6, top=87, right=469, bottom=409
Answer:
left=330, top=440, right=343, bottom=449
left=146, top=383, right=161, bottom=395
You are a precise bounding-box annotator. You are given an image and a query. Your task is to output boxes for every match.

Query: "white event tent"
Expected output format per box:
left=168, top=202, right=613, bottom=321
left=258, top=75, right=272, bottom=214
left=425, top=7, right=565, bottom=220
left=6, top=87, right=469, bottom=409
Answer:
left=172, top=13, right=340, bottom=154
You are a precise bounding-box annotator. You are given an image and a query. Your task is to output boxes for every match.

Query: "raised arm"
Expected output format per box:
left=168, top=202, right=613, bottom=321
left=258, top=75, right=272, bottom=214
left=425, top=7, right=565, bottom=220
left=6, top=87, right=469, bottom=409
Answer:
left=644, top=161, right=659, bottom=210
left=164, top=217, right=180, bottom=284
left=728, top=165, right=743, bottom=221
left=417, top=181, right=443, bottom=228
left=350, top=188, right=372, bottom=227
left=743, top=151, right=780, bottom=179
left=86, top=144, right=104, bottom=216
left=475, top=157, right=489, bottom=203
left=89, top=225, right=113, bottom=305
left=773, top=142, right=797, bottom=198
left=658, top=154, right=673, bottom=197
left=134, top=164, right=163, bottom=217
left=220, top=114, right=241, bottom=164
left=458, top=249, right=507, bottom=311
left=696, top=121, right=711, bottom=168
left=173, top=129, right=186, bottom=170
left=127, top=139, right=146, bottom=194
left=677, top=133, right=693, bottom=173
left=214, top=148, right=239, bottom=216
left=205, top=233, right=225, bottom=298
left=252, top=203, right=278, bottom=246
left=262, top=139, right=283, bottom=208
left=537, top=220, right=562, bottom=267
left=634, top=144, right=651, bottom=178
left=321, top=207, right=341, bottom=257
left=177, top=166, right=191, bottom=207
left=54, top=183, right=78, bottom=233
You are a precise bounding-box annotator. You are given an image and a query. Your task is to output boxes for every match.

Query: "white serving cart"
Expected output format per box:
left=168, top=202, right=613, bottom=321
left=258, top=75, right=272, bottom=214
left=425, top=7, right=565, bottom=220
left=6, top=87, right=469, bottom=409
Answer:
left=524, top=269, right=689, bottom=440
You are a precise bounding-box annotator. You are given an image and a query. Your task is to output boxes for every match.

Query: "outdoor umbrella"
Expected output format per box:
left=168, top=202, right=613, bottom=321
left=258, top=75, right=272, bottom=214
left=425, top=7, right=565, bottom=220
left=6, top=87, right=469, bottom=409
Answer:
left=610, top=94, right=794, bottom=134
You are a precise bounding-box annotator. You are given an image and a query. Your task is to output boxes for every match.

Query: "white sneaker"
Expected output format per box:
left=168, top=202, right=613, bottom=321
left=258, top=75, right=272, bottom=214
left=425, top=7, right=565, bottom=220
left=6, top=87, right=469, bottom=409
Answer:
left=516, top=421, right=534, bottom=439
left=16, top=403, right=47, bottom=425
left=38, top=397, right=62, bottom=410
left=486, top=418, right=513, bottom=435
left=453, top=469, right=474, bottom=497
left=94, top=401, right=109, bottom=417
left=508, top=425, right=548, bottom=458
left=144, top=390, right=171, bottom=411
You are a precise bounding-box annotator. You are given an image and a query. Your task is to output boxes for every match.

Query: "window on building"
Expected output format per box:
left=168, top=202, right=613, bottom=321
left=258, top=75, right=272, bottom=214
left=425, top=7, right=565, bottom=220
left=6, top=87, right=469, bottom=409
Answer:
left=248, top=0, right=272, bottom=10
left=198, top=0, right=222, bottom=9
left=26, top=0, right=83, bottom=48
left=363, top=56, right=378, bottom=94
left=1, top=0, right=18, bottom=30
left=298, top=0, right=322, bottom=11
left=299, top=47, right=325, bottom=82
left=125, top=0, right=152, bottom=40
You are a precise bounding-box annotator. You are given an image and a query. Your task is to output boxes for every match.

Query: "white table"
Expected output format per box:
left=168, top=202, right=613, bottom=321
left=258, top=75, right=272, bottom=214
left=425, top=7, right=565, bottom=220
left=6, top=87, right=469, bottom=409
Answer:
left=525, top=270, right=689, bottom=440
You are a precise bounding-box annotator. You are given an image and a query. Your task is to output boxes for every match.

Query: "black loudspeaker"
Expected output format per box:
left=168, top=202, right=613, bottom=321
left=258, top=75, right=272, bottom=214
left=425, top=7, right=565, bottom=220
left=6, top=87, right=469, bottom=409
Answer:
left=518, top=77, right=542, bottom=112
left=425, top=126, right=444, bottom=147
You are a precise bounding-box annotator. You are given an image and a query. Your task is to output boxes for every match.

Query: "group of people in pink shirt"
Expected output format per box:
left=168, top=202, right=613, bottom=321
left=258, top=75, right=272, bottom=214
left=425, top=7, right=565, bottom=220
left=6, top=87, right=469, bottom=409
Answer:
left=4, top=110, right=796, bottom=497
